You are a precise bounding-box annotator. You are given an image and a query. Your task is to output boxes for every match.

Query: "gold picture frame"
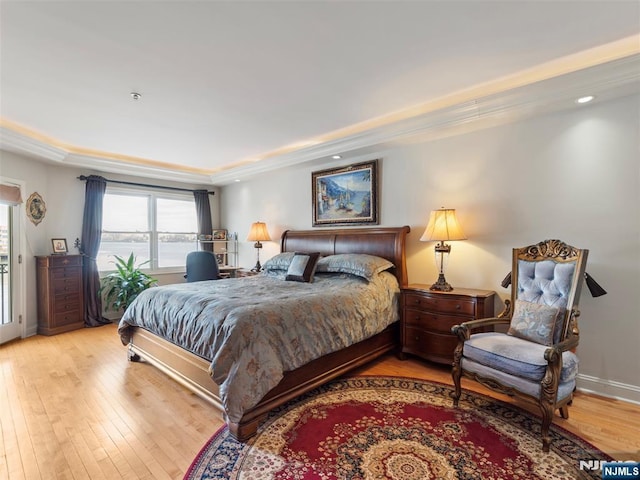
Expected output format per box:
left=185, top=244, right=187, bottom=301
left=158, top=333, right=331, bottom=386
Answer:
left=312, top=159, right=379, bottom=226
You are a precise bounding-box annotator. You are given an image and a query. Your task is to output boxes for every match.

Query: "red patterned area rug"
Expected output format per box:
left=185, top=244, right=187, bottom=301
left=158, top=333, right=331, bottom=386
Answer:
left=184, top=377, right=610, bottom=480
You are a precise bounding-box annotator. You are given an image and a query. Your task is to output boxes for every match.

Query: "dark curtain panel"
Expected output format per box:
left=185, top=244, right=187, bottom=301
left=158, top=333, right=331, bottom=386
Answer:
left=194, top=189, right=213, bottom=252
left=81, top=175, right=110, bottom=326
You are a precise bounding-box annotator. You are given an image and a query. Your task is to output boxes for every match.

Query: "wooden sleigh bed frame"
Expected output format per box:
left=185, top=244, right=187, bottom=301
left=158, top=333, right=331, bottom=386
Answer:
left=126, top=226, right=410, bottom=441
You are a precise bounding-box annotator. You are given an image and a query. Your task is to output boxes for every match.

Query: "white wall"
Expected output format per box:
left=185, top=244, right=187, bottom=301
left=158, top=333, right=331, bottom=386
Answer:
left=220, top=94, right=640, bottom=402
left=1, top=94, right=637, bottom=402
left=0, top=152, right=220, bottom=333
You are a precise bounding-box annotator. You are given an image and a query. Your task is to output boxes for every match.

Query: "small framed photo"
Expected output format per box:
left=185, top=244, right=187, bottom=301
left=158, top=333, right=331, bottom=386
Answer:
left=215, top=253, right=226, bottom=265
left=212, top=229, right=227, bottom=240
left=51, top=238, right=68, bottom=254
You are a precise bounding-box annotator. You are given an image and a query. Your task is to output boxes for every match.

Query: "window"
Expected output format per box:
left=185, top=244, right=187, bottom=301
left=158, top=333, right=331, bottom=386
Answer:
left=98, top=189, right=198, bottom=272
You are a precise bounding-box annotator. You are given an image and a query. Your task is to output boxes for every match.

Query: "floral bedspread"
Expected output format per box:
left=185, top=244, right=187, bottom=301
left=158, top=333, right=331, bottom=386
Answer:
left=117, top=271, right=399, bottom=423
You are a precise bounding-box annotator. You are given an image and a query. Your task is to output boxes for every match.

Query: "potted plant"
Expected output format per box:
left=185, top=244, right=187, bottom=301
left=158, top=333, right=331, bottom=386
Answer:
left=101, top=253, right=157, bottom=311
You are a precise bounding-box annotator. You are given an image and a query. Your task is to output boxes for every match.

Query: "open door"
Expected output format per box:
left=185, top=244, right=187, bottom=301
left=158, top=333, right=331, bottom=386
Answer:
left=0, top=183, right=24, bottom=344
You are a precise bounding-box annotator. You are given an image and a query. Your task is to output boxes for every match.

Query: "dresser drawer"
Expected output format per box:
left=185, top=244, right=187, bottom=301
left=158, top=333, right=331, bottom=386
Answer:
left=403, top=293, right=475, bottom=316
left=53, top=295, right=82, bottom=314
left=52, top=266, right=82, bottom=280
left=404, top=308, right=468, bottom=334
left=48, top=255, right=82, bottom=268
left=53, top=310, right=83, bottom=327
left=52, top=276, right=82, bottom=295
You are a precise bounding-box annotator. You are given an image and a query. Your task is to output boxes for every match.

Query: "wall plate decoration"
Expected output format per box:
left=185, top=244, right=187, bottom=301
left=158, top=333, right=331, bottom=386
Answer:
left=26, top=192, right=46, bottom=226
left=312, top=159, right=379, bottom=226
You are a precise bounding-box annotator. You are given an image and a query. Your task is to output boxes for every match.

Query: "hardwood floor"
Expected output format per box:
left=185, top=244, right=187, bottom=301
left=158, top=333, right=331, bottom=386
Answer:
left=1, top=323, right=638, bottom=479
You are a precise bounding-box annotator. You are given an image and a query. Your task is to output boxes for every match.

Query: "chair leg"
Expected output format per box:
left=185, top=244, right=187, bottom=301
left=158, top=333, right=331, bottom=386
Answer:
left=559, top=405, right=570, bottom=419
left=539, top=400, right=554, bottom=453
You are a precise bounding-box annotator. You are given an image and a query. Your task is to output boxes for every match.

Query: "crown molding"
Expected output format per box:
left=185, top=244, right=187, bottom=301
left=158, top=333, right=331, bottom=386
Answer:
left=211, top=53, right=640, bottom=184
left=0, top=126, right=213, bottom=184
left=2, top=48, right=638, bottom=186
left=0, top=126, right=68, bottom=162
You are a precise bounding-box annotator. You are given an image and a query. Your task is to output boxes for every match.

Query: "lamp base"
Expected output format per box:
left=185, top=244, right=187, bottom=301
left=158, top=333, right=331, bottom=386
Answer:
left=251, top=261, right=262, bottom=273
left=430, top=273, right=453, bottom=292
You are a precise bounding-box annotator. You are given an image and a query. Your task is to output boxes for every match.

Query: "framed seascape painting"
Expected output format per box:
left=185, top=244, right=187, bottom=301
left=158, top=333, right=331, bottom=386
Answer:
left=312, top=159, right=379, bottom=227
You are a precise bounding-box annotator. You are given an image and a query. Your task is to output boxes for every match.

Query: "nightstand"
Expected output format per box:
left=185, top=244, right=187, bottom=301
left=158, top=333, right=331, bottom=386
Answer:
left=236, top=269, right=260, bottom=277
left=401, top=285, right=496, bottom=365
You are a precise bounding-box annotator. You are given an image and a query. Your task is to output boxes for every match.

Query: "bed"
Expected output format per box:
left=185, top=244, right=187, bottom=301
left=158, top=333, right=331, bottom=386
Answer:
left=118, top=226, right=410, bottom=441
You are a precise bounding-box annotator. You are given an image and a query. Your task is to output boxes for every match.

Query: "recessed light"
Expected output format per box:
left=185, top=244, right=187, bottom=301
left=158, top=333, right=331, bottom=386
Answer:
left=575, top=95, right=595, bottom=104
left=130, top=92, right=142, bottom=100
left=332, top=155, right=342, bottom=159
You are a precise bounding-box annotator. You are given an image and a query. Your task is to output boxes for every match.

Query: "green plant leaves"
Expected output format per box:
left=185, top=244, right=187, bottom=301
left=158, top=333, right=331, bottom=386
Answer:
left=99, top=253, right=157, bottom=312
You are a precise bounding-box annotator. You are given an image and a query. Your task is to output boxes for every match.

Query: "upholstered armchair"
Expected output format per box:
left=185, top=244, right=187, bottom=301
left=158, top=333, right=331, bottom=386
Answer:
left=451, top=239, right=589, bottom=452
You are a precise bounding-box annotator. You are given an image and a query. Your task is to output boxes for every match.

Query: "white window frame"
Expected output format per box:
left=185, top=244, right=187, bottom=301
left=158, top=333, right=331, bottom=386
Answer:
left=100, top=186, right=198, bottom=274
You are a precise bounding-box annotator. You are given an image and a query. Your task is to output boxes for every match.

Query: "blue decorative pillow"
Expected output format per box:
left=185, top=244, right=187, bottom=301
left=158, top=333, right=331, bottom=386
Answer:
left=285, top=252, right=320, bottom=283
left=315, top=254, right=393, bottom=281
left=262, top=252, right=296, bottom=271
left=507, top=299, right=562, bottom=346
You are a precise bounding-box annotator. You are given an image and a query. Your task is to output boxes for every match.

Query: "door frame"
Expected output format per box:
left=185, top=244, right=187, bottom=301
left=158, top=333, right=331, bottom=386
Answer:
left=0, top=177, right=26, bottom=342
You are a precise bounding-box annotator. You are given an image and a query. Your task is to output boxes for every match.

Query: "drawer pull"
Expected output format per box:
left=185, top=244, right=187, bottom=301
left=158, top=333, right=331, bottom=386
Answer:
left=455, top=304, right=461, bottom=310
left=414, top=335, right=420, bottom=341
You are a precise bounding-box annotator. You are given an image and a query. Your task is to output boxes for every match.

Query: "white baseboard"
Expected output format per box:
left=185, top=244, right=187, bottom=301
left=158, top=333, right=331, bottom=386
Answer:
left=576, top=373, right=640, bottom=405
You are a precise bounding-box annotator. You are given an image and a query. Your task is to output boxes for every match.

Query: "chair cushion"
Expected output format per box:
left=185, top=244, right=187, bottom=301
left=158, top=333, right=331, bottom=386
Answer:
left=461, top=358, right=577, bottom=402
left=507, top=299, right=563, bottom=346
left=463, top=332, right=579, bottom=383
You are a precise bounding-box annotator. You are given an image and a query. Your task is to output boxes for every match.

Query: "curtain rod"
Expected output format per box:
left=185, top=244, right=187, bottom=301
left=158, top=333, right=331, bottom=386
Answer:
left=77, top=175, right=214, bottom=195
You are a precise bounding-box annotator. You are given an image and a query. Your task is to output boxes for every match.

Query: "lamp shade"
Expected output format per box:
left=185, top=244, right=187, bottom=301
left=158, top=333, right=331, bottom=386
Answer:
left=420, top=208, right=467, bottom=242
left=247, top=222, right=271, bottom=242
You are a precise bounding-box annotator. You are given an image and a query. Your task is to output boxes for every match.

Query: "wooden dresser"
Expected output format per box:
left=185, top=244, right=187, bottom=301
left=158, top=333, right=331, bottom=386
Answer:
left=36, top=255, right=85, bottom=335
left=401, top=285, right=495, bottom=365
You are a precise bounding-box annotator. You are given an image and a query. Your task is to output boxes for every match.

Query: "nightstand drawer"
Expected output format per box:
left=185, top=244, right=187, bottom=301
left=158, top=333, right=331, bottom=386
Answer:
left=404, top=309, right=467, bottom=334
left=403, top=327, right=457, bottom=362
left=403, top=293, right=475, bottom=316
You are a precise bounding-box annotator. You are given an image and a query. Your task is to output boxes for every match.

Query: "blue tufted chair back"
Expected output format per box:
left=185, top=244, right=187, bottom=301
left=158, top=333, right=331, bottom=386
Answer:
left=512, top=240, right=588, bottom=342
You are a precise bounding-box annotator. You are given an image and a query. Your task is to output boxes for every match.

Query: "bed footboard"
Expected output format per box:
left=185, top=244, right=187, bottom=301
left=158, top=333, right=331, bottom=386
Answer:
left=128, top=328, right=224, bottom=413
left=127, top=322, right=398, bottom=441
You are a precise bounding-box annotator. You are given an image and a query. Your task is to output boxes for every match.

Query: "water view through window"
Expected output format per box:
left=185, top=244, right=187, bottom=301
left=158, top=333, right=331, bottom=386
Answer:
left=98, top=192, right=198, bottom=271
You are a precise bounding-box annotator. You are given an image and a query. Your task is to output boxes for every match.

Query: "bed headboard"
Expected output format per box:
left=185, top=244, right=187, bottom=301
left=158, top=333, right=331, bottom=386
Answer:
left=280, top=226, right=411, bottom=287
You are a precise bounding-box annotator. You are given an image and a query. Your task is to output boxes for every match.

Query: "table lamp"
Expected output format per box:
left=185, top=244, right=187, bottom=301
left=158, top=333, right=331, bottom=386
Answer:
left=247, top=222, right=271, bottom=272
left=420, top=208, right=467, bottom=291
